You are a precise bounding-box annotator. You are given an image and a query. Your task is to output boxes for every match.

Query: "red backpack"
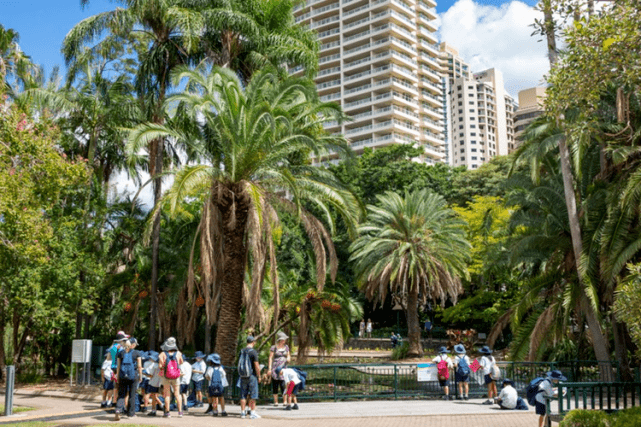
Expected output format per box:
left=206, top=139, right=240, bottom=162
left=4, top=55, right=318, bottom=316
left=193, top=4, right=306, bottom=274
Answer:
left=163, top=351, right=181, bottom=379
left=437, top=360, right=450, bottom=380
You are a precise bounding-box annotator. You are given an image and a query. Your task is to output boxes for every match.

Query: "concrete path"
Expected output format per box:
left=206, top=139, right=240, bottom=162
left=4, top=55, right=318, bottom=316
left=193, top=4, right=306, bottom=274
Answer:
left=0, top=389, right=543, bottom=427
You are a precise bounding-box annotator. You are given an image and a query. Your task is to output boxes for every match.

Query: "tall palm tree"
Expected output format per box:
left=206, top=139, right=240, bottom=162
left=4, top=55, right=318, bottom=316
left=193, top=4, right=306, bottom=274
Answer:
left=129, top=66, right=359, bottom=363
left=0, top=24, right=37, bottom=98
left=350, top=190, right=470, bottom=357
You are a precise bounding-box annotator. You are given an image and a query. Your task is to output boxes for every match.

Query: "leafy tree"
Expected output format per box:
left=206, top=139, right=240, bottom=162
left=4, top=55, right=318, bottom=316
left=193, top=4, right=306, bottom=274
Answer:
left=350, top=189, right=470, bottom=357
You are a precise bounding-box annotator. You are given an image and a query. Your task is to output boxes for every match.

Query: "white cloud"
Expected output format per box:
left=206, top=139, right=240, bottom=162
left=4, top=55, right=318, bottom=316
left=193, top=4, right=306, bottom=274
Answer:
left=438, top=0, right=550, bottom=97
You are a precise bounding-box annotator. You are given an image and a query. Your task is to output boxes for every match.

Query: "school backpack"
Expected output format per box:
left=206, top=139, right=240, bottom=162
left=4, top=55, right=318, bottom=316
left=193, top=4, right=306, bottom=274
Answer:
left=119, top=350, right=137, bottom=381
left=292, top=367, right=307, bottom=391
left=526, top=377, right=546, bottom=406
left=490, top=362, right=501, bottom=380
left=237, top=349, right=253, bottom=378
left=437, top=360, right=450, bottom=380
left=163, top=352, right=181, bottom=379
left=457, top=357, right=470, bottom=377
left=209, top=368, right=224, bottom=395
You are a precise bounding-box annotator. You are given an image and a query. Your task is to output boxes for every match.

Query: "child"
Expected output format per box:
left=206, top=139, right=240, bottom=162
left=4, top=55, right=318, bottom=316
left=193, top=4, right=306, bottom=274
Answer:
left=145, top=352, right=162, bottom=417
left=275, top=366, right=300, bottom=410
left=453, top=344, right=471, bottom=400
left=179, top=355, right=192, bottom=412
left=139, top=352, right=152, bottom=413
left=479, top=346, right=497, bottom=404
left=536, top=370, right=566, bottom=427
left=495, top=379, right=528, bottom=410
left=205, top=353, right=228, bottom=417
left=191, top=351, right=206, bottom=407
left=432, top=346, right=453, bottom=400
left=101, top=350, right=114, bottom=408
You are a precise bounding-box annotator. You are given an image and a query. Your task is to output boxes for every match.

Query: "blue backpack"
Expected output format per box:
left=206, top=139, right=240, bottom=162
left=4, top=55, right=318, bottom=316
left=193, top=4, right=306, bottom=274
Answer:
left=292, top=367, right=307, bottom=391
left=237, top=349, right=252, bottom=378
left=209, top=368, right=224, bottom=395
left=457, top=357, right=470, bottom=377
left=120, top=350, right=136, bottom=381
left=526, top=377, right=546, bottom=406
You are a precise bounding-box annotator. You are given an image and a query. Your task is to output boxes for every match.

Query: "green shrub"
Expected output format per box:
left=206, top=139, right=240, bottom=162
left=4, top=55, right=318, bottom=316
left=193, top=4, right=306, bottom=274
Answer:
left=558, top=409, right=610, bottom=427
left=390, top=342, right=409, bottom=360
left=611, top=406, right=641, bottom=427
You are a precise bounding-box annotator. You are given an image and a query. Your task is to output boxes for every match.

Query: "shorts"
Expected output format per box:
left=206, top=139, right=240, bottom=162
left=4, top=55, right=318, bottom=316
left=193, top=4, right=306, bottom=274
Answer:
left=484, top=374, right=494, bottom=385
left=535, top=400, right=547, bottom=415
left=161, top=377, right=180, bottom=393
left=208, top=386, right=225, bottom=398
left=180, top=384, right=189, bottom=394
left=193, top=380, right=204, bottom=391
left=146, top=385, right=159, bottom=394
left=103, top=380, right=114, bottom=390
left=455, top=373, right=469, bottom=383
left=272, top=378, right=285, bottom=394
left=139, top=378, right=149, bottom=391
left=240, top=376, right=259, bottom=400
left=438, top=378, right=449, bottom=387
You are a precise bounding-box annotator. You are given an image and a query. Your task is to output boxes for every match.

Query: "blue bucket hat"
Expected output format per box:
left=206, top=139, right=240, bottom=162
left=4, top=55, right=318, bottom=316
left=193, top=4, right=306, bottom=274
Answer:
left=454, top=344, right=466, bottom=354
left=274, top=366, right=284, bottom=375
left=206, top=353, right=221, bottom=365
left=502, top=378, right=514, bottom=387
left=547, top=370, right=567, bottom=381
left=194, top=351, right=206, bottom=359
left=479, top=346, right=493, bottom=355
left=438, top=346, right=448, bottom=354
left=147, top=351, right=159, bottom=362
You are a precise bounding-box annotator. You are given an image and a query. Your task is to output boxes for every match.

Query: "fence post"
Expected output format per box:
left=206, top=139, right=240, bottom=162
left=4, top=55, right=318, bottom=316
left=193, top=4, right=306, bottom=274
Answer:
left=394, top=365, right=398, bottom=400
left=5, top=365, right=15, bottom=416
left=333, top=366, right=337, bottom=402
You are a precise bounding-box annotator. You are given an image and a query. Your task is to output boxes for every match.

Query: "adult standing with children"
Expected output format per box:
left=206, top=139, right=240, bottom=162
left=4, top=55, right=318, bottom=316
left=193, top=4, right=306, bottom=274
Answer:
left=268, top=331, right=291, bottom=407
left=239, top=336, right=262, bottom=419
left=114, top=339, right=142, bottom=421
left=158, top=337, right=184, bottom=418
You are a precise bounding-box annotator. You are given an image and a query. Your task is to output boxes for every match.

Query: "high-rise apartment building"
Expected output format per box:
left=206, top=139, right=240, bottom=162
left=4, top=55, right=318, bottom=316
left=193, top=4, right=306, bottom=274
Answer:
left=291, top=0, right=445, bottom=165
left=513, top=87, right=546, bottom=152
left=438, top=42, right=470, bottom=165
left=449, top=68, right=516, bottom=169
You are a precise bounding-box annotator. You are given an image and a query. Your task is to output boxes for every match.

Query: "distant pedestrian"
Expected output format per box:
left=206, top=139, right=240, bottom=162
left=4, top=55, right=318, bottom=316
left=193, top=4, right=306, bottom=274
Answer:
left=191, top=351, right=206, bottom=407
left=238, top=336, right=262, bottom=419
left=495, top=379, right=528, bottom=410
left=268, top=331, right=291, bottom=407
left=390, top=333, right=399, bottom=349
left=424, top=319, right=433, bottom=342
left=432, top=346, right=453, bottom=400
left=114, top=340, right=142, bottom=421
left=479, top=346, right=497, bottom=404
left=366, top=319, right=373, bottom=338
left=535, top=371, right=566, bottom=427
left=359, top=319, right=365, bottom=338
left=158, top=337, right=184, bottom=418
left=205, top=353, right=228, bottom=417
left=453, top=344, right=471, bottom=400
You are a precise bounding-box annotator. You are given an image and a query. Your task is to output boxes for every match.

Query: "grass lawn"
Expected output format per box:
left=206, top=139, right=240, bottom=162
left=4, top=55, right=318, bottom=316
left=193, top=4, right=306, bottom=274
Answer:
left=0, top=405, right=35, bottom=414
left=6, top=424, right=156, bottom=427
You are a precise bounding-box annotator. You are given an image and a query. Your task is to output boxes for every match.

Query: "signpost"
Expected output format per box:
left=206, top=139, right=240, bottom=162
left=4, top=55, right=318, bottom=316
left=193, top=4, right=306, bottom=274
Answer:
left=71, top=339, right=92, bottom=386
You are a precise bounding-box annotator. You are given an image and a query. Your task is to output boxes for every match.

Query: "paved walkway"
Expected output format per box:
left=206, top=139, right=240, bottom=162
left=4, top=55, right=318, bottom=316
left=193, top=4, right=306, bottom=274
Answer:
left=0, top=389, right=544, bottom=427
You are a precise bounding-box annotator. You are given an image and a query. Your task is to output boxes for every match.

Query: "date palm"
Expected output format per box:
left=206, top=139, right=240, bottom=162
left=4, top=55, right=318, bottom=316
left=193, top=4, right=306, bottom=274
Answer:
left=350, top=190, right=470, bottom=357
left=129, top=66, right=359, bottom=363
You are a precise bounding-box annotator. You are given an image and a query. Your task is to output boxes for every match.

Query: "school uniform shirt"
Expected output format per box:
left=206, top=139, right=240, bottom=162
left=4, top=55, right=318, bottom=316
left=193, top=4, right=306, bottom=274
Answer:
left=148, top=362, right=162, bottom=388
left=280, top=368, right=301, bottom=385
left=101, top=359, right=113, bottom=380
left=205, top=366, right=229, bottom=387
left=454, top=355, right=471, bottom=368
left=498, top=385, right=518, bottom=409
left=535, top=379, right=555, bottom=404
left=191, top=360, right=206, bottom=382
left=480, top=355, right=495, bottom=376
left=432, top=354, right=453, bottom=369
left=142, top=360, right=154, bottom=379
left=180, top=362, right=192, bottom=385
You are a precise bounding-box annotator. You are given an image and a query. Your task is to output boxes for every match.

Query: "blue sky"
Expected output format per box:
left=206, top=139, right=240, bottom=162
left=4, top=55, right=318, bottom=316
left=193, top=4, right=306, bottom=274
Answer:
left=2, top=0, right=537, bottom=79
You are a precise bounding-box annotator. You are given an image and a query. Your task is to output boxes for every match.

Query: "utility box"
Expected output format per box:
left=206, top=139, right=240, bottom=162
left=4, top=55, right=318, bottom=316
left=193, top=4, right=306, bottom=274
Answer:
left=71, top=339, right=92, bottom=385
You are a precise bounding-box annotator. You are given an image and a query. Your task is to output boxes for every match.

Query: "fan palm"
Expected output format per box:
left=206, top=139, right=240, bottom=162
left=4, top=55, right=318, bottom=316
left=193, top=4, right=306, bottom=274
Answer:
left=129, top=65, right=359, bottom=363
left=349, top=189, right=470, bottom=357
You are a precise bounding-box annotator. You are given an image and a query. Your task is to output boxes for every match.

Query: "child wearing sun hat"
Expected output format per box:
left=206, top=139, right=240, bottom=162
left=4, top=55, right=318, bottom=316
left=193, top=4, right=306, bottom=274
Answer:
left=453, top=344, right=471, bottom=400
left=432, top=346, right=453, bottom=400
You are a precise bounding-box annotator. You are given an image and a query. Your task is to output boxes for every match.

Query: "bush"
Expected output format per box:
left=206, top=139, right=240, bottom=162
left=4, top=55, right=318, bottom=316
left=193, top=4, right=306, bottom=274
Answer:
left=559, top=409, right=610, bottom=427
left=611, top=406, right=641, bottom=427
left=390, top=342, right=409, bottom=360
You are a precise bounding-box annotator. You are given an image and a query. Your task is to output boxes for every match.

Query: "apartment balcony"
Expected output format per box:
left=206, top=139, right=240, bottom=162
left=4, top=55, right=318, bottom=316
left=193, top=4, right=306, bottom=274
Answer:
left=423, top=143, right=446, bottom=159
left=320, top=92, right=341, bottom=102
left=344, top=96, right=373, bottom=110
left=311, top=2, right=340, bottom=18
left=320, top=40, right=340, bottom=51
left=423, top=131, right=445, bottom=146
left=419, top=77, right=443, bottom=95
left=319, top=53, right=341, bottom=65
left=344, top=55, right=372, bottom=71
left=311, top=15, right=340, bottom=29
left=343, top=29, right=371, bottom=47
left=316, top=78, right=341, bottom=92
left=317, top=27, right=340, bottom=40
left=343, top=42, right=371, bottom=59
left=318, top=66, right=341, bottom=78
left=344, top=82, right=373, bottom=98
left=419, top=65, right=441, bottom=83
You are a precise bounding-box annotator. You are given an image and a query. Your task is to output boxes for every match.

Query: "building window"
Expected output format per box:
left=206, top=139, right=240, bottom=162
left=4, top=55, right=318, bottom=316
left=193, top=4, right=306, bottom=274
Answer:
left=470, top=140, right=476, bottom=144
left=470, top=117, right=475, bottom=120
left=459, top=132, right=464, bottom=137
left=471, top=148, right=477, bottom=152
left=472, top=164, right=478, bottom=169
left=459, top=125, right=463, bottom=129
left=469, top=109, right=475, bottom=113
left=460, top=156, right=465, bottom=161
left=457, top=85, right=462, bottom=90
left=458, top=101, right=462, bottom=106
left=458, top=109, right=463, bottom=114
left=471, top=156, right=477, bottom=160
left=469, top=101, right=474, bottom=105
left=471, top=125, right=476, bottom=128
left=469, top=93, right=474, bottom=97
left=470, top=132, right=476, bottom=136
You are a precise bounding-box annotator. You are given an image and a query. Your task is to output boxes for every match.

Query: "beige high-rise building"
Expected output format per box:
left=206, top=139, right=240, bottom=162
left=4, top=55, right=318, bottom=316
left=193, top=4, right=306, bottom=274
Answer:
left=449, top=68, right=516, bottom=169
left=513, top=87, right=546, bottom=152
left=291, top=0, right=445, bottom=165
left=438, top=42, right=470, bottom=165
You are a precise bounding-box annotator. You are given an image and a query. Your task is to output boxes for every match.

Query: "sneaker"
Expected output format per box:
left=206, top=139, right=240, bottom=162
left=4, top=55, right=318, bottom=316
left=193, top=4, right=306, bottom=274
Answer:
left=196, top=402, right=204, bottom=408
left=129, top=414, right=136, bottom=419
left=273, top=403, right=279, bottom=407
left=141, top=406, right=148, bottom=413
left=292, top=404, right=299, bottom=410
left=241, top=411, right=246, bottom=419
left=178, top=411, right=183, bottom=418
left=464, top=396, right=469, bottom=401
left=163, top=412, right=171, bottom=418
left=100, top=402, right=107, bottom=408
left=482, top=399, right=493, bottom=405
left=285, top=405, right=292, bottom=411
left=250, top=412, right=261, bottom=419
left=148, top=411, right=157, bottom=417
left=442, top=395, right=448, bottom=400
left=114, top=412, right=120, bottom=421
left=183, top=405, right=189, bottom=412
left=212, top=411, right=218, bottom=417
left=221, top=411, right=228, bottom=417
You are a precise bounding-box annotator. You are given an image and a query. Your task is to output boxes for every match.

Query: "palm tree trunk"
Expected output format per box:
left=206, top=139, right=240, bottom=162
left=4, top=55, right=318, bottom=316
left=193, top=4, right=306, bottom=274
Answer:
left=149, top=140, right=163, bottom=350
left=542, top=0, right=558, bottom=65
left=406, top=284, right=422, bottom=357
left=214, top=186, right=251, bottom=366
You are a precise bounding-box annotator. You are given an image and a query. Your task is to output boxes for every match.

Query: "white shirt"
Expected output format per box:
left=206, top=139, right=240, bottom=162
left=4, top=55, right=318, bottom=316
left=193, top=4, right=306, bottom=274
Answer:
left=535, top=379, right=555, bottom=404
left=432, top=354, right=453, bottom=369
left=480, top=355, right=495, bottom=376
left=281, top=368, right=301, bottom=385
left=366, top=322, right=372, bottom=332
left=498, top=385, right=518, bottom=409
left=191, top=360, right=206, bottom=382
left=101, top=359, right=113, bottom=381
left=148, top=362, right=162, bottom=388
left=180, top=362, right=192, bottom=385
left=205, top=366, right=229, bottom=387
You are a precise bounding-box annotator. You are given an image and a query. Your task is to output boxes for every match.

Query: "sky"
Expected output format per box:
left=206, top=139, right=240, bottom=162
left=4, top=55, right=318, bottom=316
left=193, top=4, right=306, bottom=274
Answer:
left=2, top=0, right=546, bottom=206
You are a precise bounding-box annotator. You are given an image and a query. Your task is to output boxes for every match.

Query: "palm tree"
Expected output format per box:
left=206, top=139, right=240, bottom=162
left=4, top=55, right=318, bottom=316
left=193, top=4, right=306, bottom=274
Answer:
left=349, top=189, right=470, bottom=357
left=129, top=66, right=359, bottom=363
left=0, top=24, right=37, bottom=98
